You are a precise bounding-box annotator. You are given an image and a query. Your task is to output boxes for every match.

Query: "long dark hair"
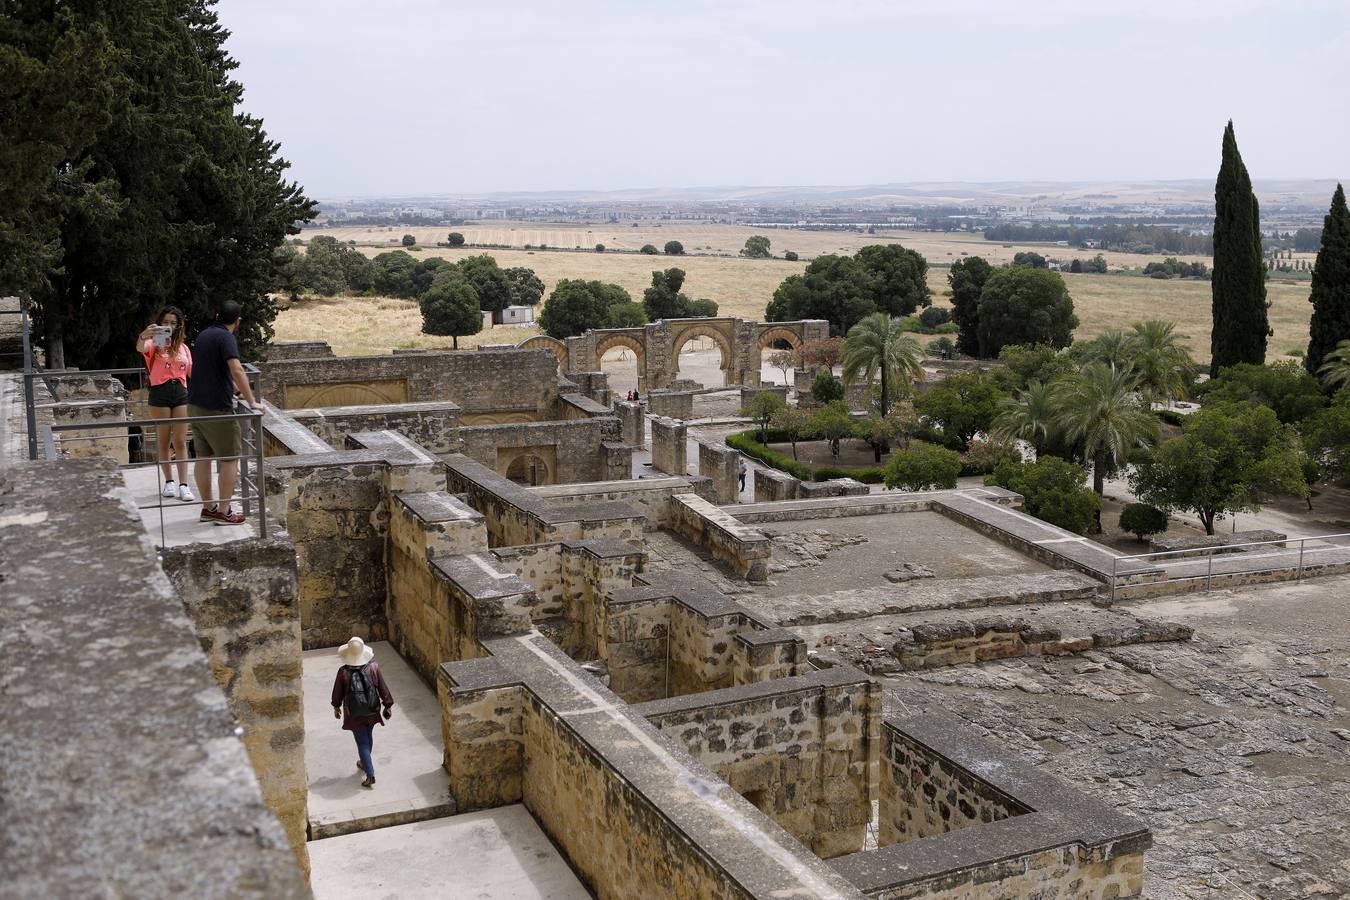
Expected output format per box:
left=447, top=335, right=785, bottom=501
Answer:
left=154, top=306, right=187, bottom=358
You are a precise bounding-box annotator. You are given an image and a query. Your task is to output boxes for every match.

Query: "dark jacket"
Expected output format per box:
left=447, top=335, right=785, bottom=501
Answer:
left=331, top=662, right=394, bottom=731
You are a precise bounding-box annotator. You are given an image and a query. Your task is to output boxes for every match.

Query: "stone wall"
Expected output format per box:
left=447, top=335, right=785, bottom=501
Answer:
left=443, top=452, right=644, bottom=549
left=635, top=667, right=880, bottom=859
left=698, top=440, right=741, bottom=504
left=830, top=713, right=1150, bottom=899
left=612, top=399, right=644, bottom=448
left=879, top=723, right=1029, bottom=844
left=754, top=466, right=799, bottom=502
left=650, top=415, right=687, bottom=476
left=49, top=395, right=129, bottom=462
left=386, top=491, right=489, bottom=678
left=269, top=452, right=389, bottom=648
left=3, top=459, right=307, bottom=898
left=533, top=475, right=708, bottom=531
left=670, top=493, right=772, bottom=581
left=161, top=538, right=309, bottom=876
left=458, top=416, right=624, bottom=485
left=437, top=634, right=865, bottom=899
left=260, top=346, right=559, bottom=416
left=739, top=384, right=789, bottom=410
left=286, top=399, right=463, bottom=454
left=647, top=389, right=695, bottom=420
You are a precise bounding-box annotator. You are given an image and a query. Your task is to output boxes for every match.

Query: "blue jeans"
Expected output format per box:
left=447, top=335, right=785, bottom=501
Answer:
left=353, top=723, right=375, bottom=778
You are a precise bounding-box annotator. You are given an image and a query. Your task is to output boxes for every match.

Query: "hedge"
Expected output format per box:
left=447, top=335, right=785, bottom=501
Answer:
left=726, top=430, right=887, bottom=483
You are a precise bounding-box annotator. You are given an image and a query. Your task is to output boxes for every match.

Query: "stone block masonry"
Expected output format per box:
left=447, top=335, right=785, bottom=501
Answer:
left=647, top=389, right=696, bottom=420
left=650, top=415, right=687, bottom=476
left=161, top=538, right=309, bottom=876
left=286, top=399, right=463, bottom=454
left=670, top=493, right=771, bottom=581
left=438, top=633, right=867, bottom=899
left=612, top=398, right=644, bottom=448
left=2, top=459, right=307, bottom=898
left=699, top=440, right=741, bottom=504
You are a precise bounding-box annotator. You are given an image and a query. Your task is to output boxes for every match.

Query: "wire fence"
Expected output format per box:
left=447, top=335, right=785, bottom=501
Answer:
left=1109, top=532, right=1350, bottom=601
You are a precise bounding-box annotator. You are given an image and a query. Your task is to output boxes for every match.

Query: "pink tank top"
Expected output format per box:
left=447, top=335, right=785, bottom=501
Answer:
left=142, top=340, right=193, bottom=387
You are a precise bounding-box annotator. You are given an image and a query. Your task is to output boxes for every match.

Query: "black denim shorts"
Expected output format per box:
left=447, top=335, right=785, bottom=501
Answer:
left=148, top=379, right=188, bottom=408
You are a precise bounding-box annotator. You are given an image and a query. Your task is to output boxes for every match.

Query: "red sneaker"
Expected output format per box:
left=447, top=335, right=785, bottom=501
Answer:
left=199, top=505, right=222, bottom=523
left=214, top=507, right=246, bottom=526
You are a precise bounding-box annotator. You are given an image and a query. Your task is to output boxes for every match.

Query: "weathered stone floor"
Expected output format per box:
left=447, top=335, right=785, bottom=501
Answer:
left=309, top=805, right=590, bottom=900
left=302, top=642, right=455, bottom=839
left=883, top=578, right=1350, bottom=899
left=121, top=464, right=258, bottom=547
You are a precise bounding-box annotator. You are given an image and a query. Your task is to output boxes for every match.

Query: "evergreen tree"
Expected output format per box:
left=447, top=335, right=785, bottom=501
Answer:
left=1305, top=184, right=1350, bottom=377
left=1210, top=121, right=1268, bottom=371
left=2, top=1, right=314, bottom=368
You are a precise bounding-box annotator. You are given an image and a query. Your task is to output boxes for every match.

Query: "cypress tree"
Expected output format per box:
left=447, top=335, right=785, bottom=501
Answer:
left=1305, top=184, right=1350, bottom=377
left=1210, top=121, right=1269, bottom=371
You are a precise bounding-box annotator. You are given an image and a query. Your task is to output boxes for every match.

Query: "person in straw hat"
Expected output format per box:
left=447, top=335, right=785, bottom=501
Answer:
left=331, top=637, right=394, bottom=789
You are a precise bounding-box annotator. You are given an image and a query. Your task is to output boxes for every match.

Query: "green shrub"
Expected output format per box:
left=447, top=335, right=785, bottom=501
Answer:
left=986, top=457, right=1101, bottom=535
left=935, top=322, right=961, bottom=334
left=1156, top=409, right=1186, bottom=427
left=1118, top=503, right=1169, bottom=541
left=811, top=372, right=845, bottom=404
left=884, top=442, right=962, bottom=491
left=960, top=437, right=1021, bottom=475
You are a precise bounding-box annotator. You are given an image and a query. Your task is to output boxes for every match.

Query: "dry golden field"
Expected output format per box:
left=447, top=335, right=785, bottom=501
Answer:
left=302, top=222, right=1212, bottom=269
left=273, top=228, right=1312, bottom=363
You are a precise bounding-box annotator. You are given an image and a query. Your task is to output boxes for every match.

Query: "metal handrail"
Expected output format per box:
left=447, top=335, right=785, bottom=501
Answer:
left=1109, top=531, right=1350, bottom=601
left=41, top=405, right=268, bottom=547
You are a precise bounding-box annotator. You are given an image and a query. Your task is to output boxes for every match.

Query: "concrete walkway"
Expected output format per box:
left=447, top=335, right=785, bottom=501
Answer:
left=309, top=805, right=590, bottom=900
left=303, top=642, right=455, bottom=839
left=120, top=465, right=257, bottom=548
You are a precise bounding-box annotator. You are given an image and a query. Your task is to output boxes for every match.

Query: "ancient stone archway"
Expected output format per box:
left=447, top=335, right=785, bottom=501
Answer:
left=595, top=333, right=647, bottom=378
left=670, top=323, right=733, bottom=381
left=756, top=326, right=803, bottom=353
left=517, top=335, right=568, bottom=373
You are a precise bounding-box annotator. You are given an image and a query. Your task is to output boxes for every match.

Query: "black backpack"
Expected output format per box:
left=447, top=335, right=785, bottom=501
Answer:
left=344, top=664, right=381, bottom=718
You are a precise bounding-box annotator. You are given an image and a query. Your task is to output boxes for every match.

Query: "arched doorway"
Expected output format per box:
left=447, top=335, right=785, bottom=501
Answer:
left=756, top=327, right=801, bottom=387
left=505, top=453, right=551, bottom=486
left=517, top=335, right=568, bottom=375
left=671, top=326, right=731, bottom=388
left=596, top=333, right=646, bottom=396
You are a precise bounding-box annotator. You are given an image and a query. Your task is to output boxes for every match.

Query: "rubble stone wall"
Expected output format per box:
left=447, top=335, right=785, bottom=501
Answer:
left=670, top=493, right=771, bottom=581
left=637, top=670, right=880, bottom=859
left=698, top=440, right=741, bottom=504
left=287, top=400, right=463, bottom=454
left=162, top=539, right=309, bottom=876
left=459, top=416, right=622, bottom=484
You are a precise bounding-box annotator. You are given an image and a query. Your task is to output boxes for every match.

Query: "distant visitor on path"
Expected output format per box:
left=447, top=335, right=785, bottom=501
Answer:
left=137, top=306, right=194, bottom=503
left=332, top=637, right=394, bottom=789
left=186, top=300, right=264, bottom=526
left=738, top=459, right=747, bottom=492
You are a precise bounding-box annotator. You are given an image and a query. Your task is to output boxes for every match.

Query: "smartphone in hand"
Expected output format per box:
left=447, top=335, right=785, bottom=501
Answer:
left=151, top=326, right=173, bottom=349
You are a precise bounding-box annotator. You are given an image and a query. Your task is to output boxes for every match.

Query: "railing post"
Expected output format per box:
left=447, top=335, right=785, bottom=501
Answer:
left=1110, top=554, right=1117, bottom=603
left=1206, top=552, right=1214, bottom=591
left=1297, top=539, right=1305, bottom=577
left=21, top=307, right=38, bottom=460
left=255, top=410, right=267, bottom=540
left=240, top=411, right=253, bottom=522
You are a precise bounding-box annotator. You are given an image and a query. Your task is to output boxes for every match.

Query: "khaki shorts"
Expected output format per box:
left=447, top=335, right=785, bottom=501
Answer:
left=188, top=405, right=242, bottom=460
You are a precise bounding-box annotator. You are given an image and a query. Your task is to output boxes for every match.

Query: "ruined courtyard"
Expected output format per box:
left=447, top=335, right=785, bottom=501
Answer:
left=5, top=328, right=1350, bottom=899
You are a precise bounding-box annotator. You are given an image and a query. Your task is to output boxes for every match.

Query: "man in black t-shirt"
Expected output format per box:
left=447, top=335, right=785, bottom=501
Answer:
left=187, top=301, right=263, bottom=525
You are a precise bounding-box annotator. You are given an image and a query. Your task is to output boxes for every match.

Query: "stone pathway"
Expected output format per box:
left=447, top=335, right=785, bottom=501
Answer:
left=309, top=805, right=590, bottom=900
left=120, top=465, right=258, bottom=548
left=303, top=642, right=455, bottom=839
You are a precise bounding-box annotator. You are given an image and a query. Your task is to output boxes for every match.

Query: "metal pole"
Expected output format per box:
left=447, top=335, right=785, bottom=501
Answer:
left=256, top=412, right=268, bottom=540
left=1297, top=539, right=1305, bottom=577
left=21, top=308, right=37, bottom=460
left=1206, top=552, right=1213, bottom=591
left=1110, top=554, right=1117, bottom=603
left=240, top=410, right=252, bottom=522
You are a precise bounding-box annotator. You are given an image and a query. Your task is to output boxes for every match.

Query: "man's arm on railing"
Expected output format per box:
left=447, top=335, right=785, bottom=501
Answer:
left=227, top=358, right=263, bottom=410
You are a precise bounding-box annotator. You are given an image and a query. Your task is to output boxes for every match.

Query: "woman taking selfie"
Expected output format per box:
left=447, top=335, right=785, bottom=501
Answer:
left=137, top=306, right=194, bottom=501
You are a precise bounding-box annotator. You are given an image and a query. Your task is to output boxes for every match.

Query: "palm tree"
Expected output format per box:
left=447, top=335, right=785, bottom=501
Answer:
left=1055, top=363, right=1157, bottom=496
left=842, top=313, right=924, bottom=419
left=1317, top=339, right=1350, bottom=392
left=993, top=380, right=1058, bottom=459
left=1127, top=320, right=1195, bottom=407
left=1083, top=329, right=1135, bottom=372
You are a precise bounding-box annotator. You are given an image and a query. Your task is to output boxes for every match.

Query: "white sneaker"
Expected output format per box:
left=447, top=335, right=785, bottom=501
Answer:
left=161, top=480, right=177, bottom=498
left=178, top=483, right=195, bottom=502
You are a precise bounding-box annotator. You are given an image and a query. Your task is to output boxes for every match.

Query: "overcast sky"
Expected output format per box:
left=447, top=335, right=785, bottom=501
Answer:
left=217, top=0, right=1349, bottom=199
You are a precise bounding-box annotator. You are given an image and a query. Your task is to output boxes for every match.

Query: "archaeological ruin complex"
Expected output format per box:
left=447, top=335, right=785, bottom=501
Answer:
left=7, top=315, right=1350, bottom=899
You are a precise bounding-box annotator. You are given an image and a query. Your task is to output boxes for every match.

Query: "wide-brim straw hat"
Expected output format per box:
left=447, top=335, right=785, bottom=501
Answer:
left=337, top=637, right=375, bottom=667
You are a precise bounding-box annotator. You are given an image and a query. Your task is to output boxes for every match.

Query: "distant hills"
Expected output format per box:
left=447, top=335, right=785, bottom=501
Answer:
left=319, top=179, right=1342, bottom=209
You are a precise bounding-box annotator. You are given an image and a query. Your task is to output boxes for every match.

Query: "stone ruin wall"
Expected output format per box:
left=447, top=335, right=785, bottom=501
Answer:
left=161, top=538, right=309, bottom=877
